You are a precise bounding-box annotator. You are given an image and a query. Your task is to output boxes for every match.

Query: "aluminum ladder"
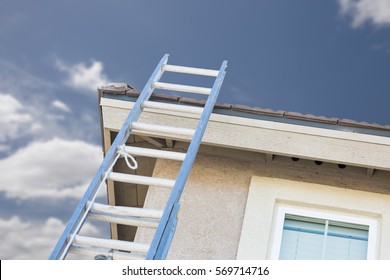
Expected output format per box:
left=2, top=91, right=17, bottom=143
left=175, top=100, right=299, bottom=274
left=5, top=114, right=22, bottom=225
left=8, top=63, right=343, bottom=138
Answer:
left=49, top=54, right=228, bottom=260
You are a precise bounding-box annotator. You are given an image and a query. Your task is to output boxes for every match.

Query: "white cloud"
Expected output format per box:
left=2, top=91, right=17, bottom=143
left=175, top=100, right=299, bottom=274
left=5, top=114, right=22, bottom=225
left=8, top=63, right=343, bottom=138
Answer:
left=56, top=59, right=110, bottom=93
left=0, top=138, right=104, bottom=200
left=0, top=59, right=102, bottom=143
left=0, top=216, right=101, bottom=259
left=51, top=99, right=71, bottom=113
left=339, top=0, right=390, bottom=27
left=0, top=93, right=33, bottom=142
left=0, top=94, right=31, bottom=122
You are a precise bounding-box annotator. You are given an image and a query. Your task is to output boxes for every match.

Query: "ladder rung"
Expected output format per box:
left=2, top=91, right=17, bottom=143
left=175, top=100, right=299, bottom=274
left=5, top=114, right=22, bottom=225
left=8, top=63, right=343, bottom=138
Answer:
left=142, top=100, right=204, bottom=115
left=88, top=202, right=163, bottom=219
left=132, top=122, right=195, bottom=137
left=88, top=212, right=159, bottom=228
left=108, top=172, right=175, bottom=188
left=121, top=145, right=186, bottom=161
left=74, top=235, right=150, bottom=253
left=69, top=245, right=145, bottom=260
left=162, top=64, right=219, bottom=77
left=152, top=82, right=211, bottom=95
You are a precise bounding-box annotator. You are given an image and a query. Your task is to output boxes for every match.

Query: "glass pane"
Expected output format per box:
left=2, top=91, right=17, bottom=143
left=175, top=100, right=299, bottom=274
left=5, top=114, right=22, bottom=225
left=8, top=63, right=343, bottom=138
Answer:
left=324, top=224, right=368, bottom=260
left=279, top=215, right=369, bottom=260
left=280, top=219, right=324, bottom=260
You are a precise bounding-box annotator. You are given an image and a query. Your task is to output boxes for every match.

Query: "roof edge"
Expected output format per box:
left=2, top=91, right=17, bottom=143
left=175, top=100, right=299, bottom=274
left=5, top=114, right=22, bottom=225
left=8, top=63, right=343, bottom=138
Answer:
left=99, top=84, right=390, bottom=132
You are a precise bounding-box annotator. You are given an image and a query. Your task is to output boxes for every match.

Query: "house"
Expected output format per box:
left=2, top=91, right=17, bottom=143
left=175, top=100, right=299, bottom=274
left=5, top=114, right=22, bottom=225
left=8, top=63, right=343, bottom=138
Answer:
left=97, top=84, right=390, bottom=260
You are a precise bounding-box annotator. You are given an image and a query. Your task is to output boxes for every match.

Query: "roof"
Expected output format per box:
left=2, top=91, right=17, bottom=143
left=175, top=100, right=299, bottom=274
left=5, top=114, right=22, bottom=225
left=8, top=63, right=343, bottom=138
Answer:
left=99, top=84, right=390, bottom=136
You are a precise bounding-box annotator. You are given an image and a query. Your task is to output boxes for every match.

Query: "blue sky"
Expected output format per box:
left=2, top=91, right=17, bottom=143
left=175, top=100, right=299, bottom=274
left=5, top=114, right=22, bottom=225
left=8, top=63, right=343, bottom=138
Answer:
left=1, top=0, right=390, bottom=259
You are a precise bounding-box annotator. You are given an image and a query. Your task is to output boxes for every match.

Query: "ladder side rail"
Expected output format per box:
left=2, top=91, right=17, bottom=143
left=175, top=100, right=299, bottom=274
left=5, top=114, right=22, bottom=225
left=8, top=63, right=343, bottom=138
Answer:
left=49, top=159, right=117, bottom=260
left=153, top=203, right=179, bottom=260
left=146, top=60, right=228, bottom=260
left=49, top=54, right=169, bottom=260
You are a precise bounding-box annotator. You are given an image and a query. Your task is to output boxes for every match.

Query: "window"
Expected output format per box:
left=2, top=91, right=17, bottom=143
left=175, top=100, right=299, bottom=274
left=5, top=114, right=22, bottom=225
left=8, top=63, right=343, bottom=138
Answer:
left=280, top=214, right=369, bottom=259
left=271, top=206, right=378, bottom=260
left=236, top=176, right=383, bottom=260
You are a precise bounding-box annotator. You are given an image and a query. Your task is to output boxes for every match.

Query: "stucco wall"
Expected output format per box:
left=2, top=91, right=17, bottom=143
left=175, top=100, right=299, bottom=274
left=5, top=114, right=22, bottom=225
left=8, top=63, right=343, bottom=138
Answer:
left=135, top=151, right=390, bottom=259
left=135, top=154, right=250, bottom=259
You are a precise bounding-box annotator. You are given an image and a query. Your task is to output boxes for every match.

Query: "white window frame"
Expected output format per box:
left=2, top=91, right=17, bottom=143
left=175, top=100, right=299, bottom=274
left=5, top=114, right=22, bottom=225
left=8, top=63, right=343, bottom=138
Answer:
left=270, top=205, right=378, bottom=260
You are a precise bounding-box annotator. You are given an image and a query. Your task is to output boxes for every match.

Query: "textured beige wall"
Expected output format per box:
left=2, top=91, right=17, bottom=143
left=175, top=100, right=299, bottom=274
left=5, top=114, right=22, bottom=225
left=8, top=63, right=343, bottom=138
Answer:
left=135, top=150, right=390, bottom=259
left=135, top=154, right=250, bottom=259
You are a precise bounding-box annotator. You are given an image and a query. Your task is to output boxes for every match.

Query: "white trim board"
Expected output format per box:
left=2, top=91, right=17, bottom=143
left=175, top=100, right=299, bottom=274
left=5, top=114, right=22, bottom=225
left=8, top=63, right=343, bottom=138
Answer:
left=100, top=98, right=390, bottom=171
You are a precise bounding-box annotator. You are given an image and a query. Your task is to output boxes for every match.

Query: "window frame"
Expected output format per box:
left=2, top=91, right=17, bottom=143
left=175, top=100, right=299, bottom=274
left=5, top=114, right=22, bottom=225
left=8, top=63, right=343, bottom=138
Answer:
left=270, top=205, right=378, bottom=260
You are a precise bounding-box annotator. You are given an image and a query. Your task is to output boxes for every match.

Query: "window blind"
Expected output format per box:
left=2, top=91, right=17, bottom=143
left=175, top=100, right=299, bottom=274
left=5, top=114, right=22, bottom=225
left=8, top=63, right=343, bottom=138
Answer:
left=279, top=215, right=368, bottom=260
